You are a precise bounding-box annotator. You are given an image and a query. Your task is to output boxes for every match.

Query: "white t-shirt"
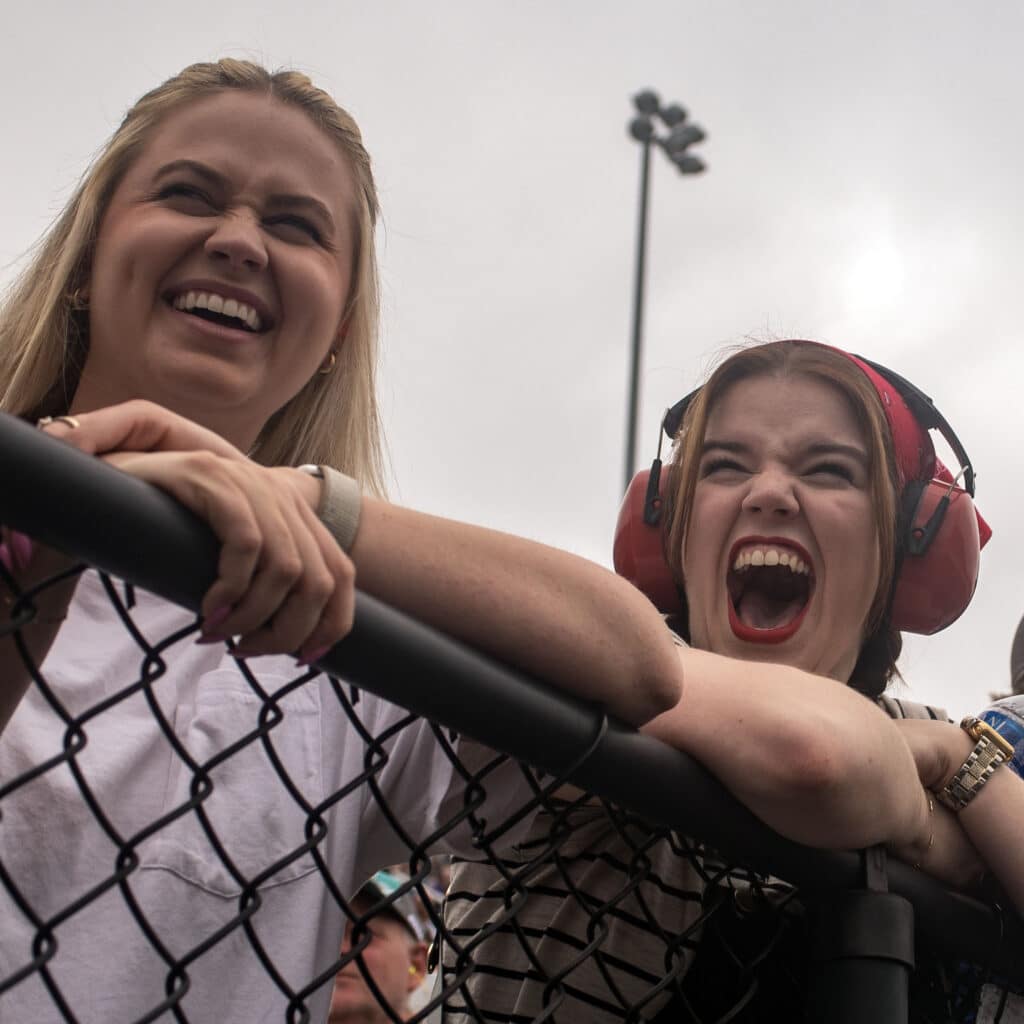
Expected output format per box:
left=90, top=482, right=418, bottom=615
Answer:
left=0, top=572, right=527, bottom=1023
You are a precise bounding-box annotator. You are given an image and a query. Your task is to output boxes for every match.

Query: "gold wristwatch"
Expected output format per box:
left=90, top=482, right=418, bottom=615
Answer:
left=935, top=716, right=1014, bottom=812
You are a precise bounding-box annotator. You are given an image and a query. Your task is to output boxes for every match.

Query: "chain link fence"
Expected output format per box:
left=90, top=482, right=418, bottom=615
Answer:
left=1, top=412, right=1022, bottom=1023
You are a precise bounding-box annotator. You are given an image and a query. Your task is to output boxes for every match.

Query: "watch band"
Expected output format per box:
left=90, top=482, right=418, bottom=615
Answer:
left=296, top=464, right=362, bottom=553
left=935, top=716, right=1014, bottom=812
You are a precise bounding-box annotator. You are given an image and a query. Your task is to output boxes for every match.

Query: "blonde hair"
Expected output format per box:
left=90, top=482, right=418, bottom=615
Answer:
left=662, top=340, right=903, bottom=695
left=0, top=58, right=386, bottom=494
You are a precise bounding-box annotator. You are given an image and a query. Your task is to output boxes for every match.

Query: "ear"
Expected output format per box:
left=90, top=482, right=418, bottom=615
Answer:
left=406, top=942, right=428, bottom=993
left=318, top=350, right=338, bottom=376
left=70, top=282, right=91, bottom=310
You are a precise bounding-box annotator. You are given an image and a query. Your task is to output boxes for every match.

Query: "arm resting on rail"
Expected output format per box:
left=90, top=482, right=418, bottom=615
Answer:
left=642, top=648, right=973, bottom=877
left=341, top=494, right=681, bottom=728
left=894, top=717, right=1024, bottom=916
left=4, top=402, right=681, bottom=734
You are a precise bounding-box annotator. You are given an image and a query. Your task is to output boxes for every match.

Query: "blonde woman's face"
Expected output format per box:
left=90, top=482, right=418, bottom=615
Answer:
left=75, top=91, right=356, bottom=450
left=682, top=374, right=881, bottom=682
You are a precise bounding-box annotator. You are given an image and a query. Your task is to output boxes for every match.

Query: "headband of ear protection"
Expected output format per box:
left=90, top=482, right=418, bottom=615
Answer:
left=613, top=344, right=991, bottom=635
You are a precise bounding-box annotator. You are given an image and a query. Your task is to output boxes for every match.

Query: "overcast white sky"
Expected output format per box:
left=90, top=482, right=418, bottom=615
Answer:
left=2, top=1, right=1021, bottom=716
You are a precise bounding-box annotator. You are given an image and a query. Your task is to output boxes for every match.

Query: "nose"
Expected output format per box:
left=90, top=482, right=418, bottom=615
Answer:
left=741, top=466, right=800, bottom=517
left=203, top=210, right=268, bottom=272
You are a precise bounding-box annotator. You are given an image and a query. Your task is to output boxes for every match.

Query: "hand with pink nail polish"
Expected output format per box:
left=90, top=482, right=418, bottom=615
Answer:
left=57, top=401, right=356, bottom=664
left=0, top=529, right=33, bottom=575
left=0, top=525, right=77, bottom=601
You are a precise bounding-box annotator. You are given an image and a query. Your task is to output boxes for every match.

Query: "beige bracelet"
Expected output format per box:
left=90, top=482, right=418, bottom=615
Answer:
left=297, top=465, right=362, bottom=553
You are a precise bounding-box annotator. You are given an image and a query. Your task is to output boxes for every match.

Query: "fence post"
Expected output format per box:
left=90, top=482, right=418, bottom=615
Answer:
left=806, top=846, right=915, bottom=1023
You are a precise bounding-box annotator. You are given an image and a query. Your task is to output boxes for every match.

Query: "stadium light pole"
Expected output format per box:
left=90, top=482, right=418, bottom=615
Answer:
left=623, top=90, right=707, bottom=494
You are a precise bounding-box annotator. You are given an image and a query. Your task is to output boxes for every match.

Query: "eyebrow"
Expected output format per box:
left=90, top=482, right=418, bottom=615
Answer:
left=701, top=439, right=869, bottom=463
left=804, top=441, right=869, bottom=464
left=153, top=159, right=336, bottom=229
left=700, top=439, right=749, bottom=456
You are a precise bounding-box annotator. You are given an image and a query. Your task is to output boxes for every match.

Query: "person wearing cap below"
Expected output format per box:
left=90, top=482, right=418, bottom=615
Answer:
left=329, top=872, right=430, bottom=1023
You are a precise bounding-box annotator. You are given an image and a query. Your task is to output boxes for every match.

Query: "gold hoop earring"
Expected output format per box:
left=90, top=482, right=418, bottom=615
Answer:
left=318, top=351, right=337, bottom=376
left=69, top=287, right=90, bottom=311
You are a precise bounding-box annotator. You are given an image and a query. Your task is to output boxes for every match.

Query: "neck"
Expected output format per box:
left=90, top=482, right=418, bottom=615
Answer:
left=70, top=375, right=262, bottom=453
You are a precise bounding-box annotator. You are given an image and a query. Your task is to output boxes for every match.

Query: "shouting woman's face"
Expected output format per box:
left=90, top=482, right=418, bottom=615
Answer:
left=77, top=90, right=357, bottom=450
left=682, top=373, right=882, bottom=682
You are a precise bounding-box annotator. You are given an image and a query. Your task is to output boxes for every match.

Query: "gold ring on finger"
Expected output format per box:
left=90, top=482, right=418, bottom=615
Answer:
left=37, top=415, right=81, bottom=429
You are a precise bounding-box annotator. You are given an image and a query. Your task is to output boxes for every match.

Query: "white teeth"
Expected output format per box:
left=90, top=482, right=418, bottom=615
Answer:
left=731, top=545, right=812, bottom=577
left=170, top=289, right=263, bottom=331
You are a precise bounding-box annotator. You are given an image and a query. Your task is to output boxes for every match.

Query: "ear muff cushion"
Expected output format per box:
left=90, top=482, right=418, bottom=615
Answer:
left=613, top=468, right=682, bottom=614
left=891, top=478, right=981, bottom=634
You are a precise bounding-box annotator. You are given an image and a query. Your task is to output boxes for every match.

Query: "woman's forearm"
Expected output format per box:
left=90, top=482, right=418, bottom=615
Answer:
left=960, top=765, right=1024, bottom=915
left=10, top=407, right=682, bottom=729
left=642, top=648, right=928, bottom=849
left=347, top=496, right=682, bottom=727
left=904, top=721, right=1024, bottom=915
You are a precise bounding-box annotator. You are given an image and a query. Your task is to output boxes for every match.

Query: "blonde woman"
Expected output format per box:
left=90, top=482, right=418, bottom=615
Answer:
left=0, top=60, right=681, bottom=1022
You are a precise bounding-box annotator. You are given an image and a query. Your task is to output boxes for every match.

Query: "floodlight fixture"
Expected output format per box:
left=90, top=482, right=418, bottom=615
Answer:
left=660, top=103, right=688, bottom=127
left=664, top=122, right=707, bottom=154
left=670, top=153, right=706, bottom=175
left=629, top=117, right=655, bottom=143
left=633, top=90, right=660, bottom=115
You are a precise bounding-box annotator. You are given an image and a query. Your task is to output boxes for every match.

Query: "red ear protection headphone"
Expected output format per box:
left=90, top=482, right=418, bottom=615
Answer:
left=613, top=347, right=991, bottom=635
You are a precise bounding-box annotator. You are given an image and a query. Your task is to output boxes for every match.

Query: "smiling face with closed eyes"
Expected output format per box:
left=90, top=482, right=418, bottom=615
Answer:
left=74, top=90, right=357, bottom=451
left=681, top=372, right=882, bottom=682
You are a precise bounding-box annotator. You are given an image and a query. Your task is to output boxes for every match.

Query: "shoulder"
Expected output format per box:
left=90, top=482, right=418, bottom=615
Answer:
left=876, top=693, right=951, bottom=723
left=663, top=614, right=689, bottom=649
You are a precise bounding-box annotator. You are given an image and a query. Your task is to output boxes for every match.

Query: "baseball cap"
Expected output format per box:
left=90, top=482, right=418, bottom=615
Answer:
left=353, top=870, right=430, bottom=943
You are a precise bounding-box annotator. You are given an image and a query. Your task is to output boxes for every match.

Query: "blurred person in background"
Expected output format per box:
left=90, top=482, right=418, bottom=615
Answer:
left=329, top=871, right=429, bottom=1024
left=1011, top=615, right=1024, bottom=694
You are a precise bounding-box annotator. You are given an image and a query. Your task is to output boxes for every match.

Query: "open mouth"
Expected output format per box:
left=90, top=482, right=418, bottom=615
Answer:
left=168, top=289, right=268, bottom=333
left=726, top=541, right=815, bottom=644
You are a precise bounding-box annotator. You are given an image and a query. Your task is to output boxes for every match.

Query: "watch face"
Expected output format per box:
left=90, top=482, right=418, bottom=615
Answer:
left=962, top=716, right=1013, bottom=758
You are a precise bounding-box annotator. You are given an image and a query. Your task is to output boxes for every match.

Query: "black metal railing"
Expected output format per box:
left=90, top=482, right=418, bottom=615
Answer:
left=1, top=411, right=1021, bottom=1024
